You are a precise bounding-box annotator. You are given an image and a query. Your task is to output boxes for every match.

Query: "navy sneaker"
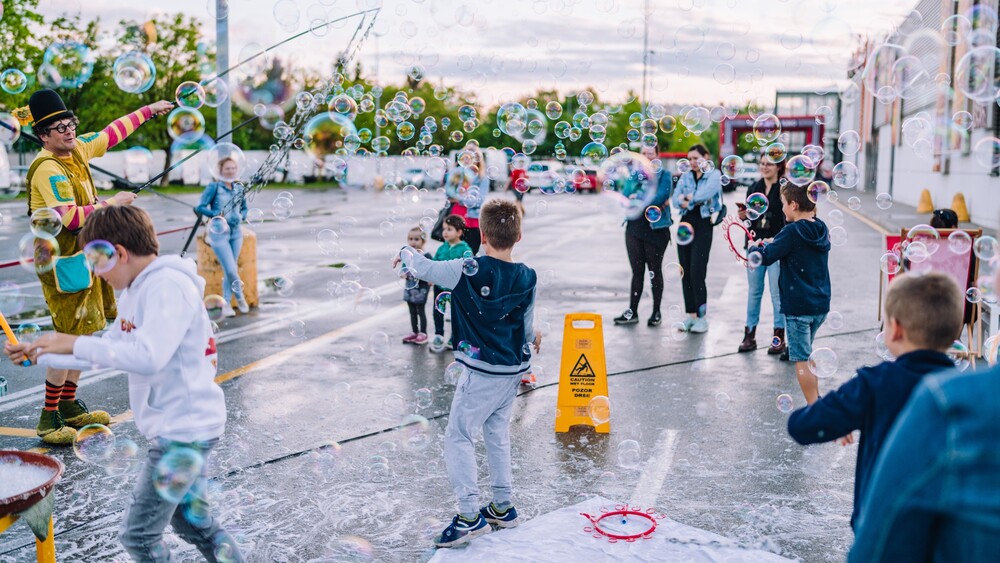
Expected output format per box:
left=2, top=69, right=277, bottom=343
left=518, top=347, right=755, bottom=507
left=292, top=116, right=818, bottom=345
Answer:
left=480, top=503, right=520, bottom=528
left=433, top=514, right=490, bottom=547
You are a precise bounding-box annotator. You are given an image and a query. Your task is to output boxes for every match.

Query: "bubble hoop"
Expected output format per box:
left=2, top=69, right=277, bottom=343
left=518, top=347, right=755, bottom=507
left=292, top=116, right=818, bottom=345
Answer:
left=721, top=215, right=755, bottom=267
left=580, top=503, right=664, bottom=542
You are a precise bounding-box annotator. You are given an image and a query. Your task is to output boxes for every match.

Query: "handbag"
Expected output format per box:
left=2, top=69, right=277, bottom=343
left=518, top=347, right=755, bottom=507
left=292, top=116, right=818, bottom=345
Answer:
left=431, top=201, right=453, bottom=242
left=713, top=203, right=728, bottom=227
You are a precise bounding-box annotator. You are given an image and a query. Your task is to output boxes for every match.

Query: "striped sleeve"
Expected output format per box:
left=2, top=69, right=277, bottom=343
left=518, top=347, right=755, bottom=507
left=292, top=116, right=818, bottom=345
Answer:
left=100, top=106, right=154, bottom=151
left=29, top=160, right=108, bottom=230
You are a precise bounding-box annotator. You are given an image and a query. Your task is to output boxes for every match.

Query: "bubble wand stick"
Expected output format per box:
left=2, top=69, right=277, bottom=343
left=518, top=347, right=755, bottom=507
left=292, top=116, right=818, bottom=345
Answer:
left=0, top=311, right=32, bottom=366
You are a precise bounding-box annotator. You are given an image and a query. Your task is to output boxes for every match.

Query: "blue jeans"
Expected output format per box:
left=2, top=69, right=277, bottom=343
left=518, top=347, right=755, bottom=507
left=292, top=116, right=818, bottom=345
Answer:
left=119, top=438, right=243, bottom=562
left=208, top=227, right=244, bottom=304
left=746, top=261, right=784, bottom=330
left=785, top=314, right=826, bottom=362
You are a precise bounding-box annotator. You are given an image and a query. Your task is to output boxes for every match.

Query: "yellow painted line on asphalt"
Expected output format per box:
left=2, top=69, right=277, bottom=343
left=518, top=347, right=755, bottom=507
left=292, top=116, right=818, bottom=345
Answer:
left=27, top=447, right=49, bottom=454
left=0, top=427, right=37, bottom=438
left=830, top=199, right=891, bottom=237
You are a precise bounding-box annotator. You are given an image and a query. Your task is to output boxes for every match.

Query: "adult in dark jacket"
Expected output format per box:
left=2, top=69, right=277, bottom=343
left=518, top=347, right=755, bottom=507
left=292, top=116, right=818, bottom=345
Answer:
left=614, top=164, right=673, bottom=327
left=738, top=157, right=786, bottom=354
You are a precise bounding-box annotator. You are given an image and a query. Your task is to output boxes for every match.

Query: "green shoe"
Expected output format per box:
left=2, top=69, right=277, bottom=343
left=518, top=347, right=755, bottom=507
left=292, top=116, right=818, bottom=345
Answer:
left=59, top=399, right=111, bottom=428
left=37, top=410, right=78, bottom=445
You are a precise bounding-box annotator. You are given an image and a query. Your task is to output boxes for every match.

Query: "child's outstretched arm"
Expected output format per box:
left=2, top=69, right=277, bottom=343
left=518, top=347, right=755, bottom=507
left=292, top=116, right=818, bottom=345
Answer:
left=749, top=226, right=794, bottom=266
left=393, top=246, right=462, bottom=289
left=787, top=376, right=869, bottom=445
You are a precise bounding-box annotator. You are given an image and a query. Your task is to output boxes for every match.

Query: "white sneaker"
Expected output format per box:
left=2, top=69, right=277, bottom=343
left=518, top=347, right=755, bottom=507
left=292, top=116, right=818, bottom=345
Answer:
left=690, top=317, right=709, bottom=333
left=222, top=303, right=236, bottom=318
left=236, top=296, right=250, bottom=314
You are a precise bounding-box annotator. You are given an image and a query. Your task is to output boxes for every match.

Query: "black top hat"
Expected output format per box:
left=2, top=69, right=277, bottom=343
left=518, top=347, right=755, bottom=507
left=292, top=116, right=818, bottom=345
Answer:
left=28, top=89, right=75, bottom=130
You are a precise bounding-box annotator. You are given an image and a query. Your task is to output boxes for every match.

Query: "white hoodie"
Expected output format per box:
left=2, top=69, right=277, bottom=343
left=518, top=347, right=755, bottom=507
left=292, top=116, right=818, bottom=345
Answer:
left=73, top=255, right=226, bottom=442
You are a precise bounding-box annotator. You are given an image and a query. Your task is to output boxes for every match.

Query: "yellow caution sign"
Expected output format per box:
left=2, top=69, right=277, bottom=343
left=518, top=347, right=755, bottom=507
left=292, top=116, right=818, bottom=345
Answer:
left=555, top=313, right=610, bottom=433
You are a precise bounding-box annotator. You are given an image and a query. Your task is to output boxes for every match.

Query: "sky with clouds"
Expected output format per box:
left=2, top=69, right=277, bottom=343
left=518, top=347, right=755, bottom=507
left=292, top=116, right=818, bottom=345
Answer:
left=34, top=0, right=920, bottom=107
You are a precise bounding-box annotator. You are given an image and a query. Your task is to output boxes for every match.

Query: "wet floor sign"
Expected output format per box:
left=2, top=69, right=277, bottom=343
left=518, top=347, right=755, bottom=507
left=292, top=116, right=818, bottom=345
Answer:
left=555, top=313, right=609, bottom=433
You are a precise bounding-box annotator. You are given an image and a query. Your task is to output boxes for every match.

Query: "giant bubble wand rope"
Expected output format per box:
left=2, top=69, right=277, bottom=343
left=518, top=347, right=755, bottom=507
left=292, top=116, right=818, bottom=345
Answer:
left=177, top=8, right=381, bottom=256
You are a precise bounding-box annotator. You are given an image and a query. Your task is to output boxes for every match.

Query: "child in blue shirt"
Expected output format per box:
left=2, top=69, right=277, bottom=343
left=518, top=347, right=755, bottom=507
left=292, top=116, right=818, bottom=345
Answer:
left=788, top=272, right=963, bottom=530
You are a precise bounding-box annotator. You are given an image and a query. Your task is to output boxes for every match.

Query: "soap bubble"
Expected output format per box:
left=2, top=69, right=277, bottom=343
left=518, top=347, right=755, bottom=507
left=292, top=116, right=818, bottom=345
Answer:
left=15, top=323, right=41, bottom=343
left=72, top=424, right=116, bottom=466
left=880, top=252, right=902, bottom=275
left=444, top=361, right=466, bottom=385
left=617, top=440, right=641, bottom=469
left=43, top=41, right=95, bottom=88
left=752, top=113, right=781, bottom=143
left=875, top=331, right=895, bottom=361
left=435, top=291, right=451, bottom=314
left=175, top=81, right=206, bottom=109
left=246, top=208, right=264, bottom=225
left=368, top=331, right=390, bottom=356
left=415, top=388, right=433, bottom=409
left=113, top=52, right=156, bottom=93
left=808, top=347, right=838, bottom=378
left=153, top=445, right=204, bottom=503
left=204, top=295, right=226, bottom=321
left=907, top=224, right=941, bottom=254
left=904, top=241, right=929, bottom=263
left=83, top=240, right=118, bottom=274
left=676, top=222, right=694, bottom=245
left=875, top=193, right=893, bottom=210
left=644, top=206, right=662, bottom=222
left=848, top=196, right=862, bottom=211
left=948, top=340, right=971, bottom=371
left=967, top=287, right=982, bottom=304
left=776, top=394, right=794, bottom=413
left=837, top=131, right=861, bottom=155
left=104, top=437, right=140, bottom=476
left=829, top=226, right=848, bottom=246
left=764, top=142, right=786, bottom=163
left=748, top=252, right=763, bottom=269
left=746, top=193, right=768, bottom=216
left=401, top=414, right=431, bottom=450
left=807, top=181, right=830, bottom=204
left=720, top=155, right=745, bottom=179
left=204, top=143, right=247, bottom=182
left=302, top=112, right=358, bottom=160
left=715, top=392, right=732, bottom=411
left=29, top=208, right=62, bottom=237
left=973, top=236, right=998, bottom=261
left=19, top=232, right=59, bottom=275
left=587, top=395, right=611, bottom=425
left=786, top=155, right=817, bottom=187
left=826, top=311, right=844, bottom=330
left=954, top=46, right=1000, bottom=103
left=948, top=231, right=972, bottom=254
left=831, top=162, right=859, bottom=189
left=0, top=68, right=28, bottom=94
left=166, top=107, right=207, bottom=144
left=0, top=112, right=21, bottom=146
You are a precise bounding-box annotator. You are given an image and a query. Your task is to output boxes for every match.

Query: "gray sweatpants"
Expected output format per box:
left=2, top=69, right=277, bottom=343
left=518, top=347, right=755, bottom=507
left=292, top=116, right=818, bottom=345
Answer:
left=444, top=369, right=522, bottom=515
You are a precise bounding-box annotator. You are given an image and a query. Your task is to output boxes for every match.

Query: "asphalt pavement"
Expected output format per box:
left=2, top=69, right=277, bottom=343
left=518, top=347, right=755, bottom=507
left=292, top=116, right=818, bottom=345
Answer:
left=0, top=184, right=897, bottom=562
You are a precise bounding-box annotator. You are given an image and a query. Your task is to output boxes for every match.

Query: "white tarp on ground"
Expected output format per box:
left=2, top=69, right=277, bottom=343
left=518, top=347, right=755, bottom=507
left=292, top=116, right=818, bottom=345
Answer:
left=430, top=496, right=793, bottom=563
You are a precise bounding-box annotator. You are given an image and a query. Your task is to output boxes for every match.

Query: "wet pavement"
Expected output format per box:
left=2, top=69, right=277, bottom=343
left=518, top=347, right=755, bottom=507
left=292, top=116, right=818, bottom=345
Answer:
left=0, top=185, right=896, bottom=561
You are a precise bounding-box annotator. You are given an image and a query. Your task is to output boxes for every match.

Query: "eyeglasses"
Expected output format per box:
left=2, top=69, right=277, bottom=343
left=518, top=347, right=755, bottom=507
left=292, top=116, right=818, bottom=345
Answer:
left=760, top=162, right=777, bottom=167
left=45, top=119, right=79, bottom=135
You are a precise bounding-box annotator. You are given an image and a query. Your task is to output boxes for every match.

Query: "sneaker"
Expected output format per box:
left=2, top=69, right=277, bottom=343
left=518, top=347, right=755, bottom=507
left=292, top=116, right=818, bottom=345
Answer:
left=59, top=399, right=111, bottom=428
left=413, top=333, right=428, bottom=345
left=520, top=373, right=536, bottom=386
left=690, top=317, right=709, bottom=334
left=236, top=296, right=250, bottom=314
left=402, top=332, right=419, bottom=344
left=647, top=311, right=662, bottom=327
left=613, top=309, right=638, bottom=325
left=433, top=514, right=490, bottom=547
left=480, top=503, right=520, bottom=528
left=222, top=303, right=236, bottom=318
left=36, top=410, right=77, bottom=445
left=681, top=317, right=696, bottom=331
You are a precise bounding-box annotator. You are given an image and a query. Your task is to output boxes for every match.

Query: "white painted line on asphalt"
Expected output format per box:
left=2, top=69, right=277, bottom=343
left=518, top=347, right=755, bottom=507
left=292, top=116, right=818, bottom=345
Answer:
left=629, top=428, right=679, bottom=509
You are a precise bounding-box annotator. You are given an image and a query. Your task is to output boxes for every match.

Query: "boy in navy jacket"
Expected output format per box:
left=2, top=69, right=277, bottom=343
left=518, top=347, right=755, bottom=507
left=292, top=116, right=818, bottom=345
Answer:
left=788, top=272, right=963, bottom=530
left=748, top=183, right=831, bottom=404
left=394, top=199, right=541, bottom=548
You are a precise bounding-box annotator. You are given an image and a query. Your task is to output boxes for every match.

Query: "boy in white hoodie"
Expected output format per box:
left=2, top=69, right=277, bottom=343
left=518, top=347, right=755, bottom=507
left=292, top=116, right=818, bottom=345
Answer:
left=4, top=205, right=243, bottom=562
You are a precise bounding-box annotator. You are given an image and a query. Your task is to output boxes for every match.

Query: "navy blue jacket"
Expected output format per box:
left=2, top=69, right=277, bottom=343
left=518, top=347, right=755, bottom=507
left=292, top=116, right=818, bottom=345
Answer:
left=400, top=249, right=537, bottom=376
left=788, top=350, right=956, bottom=529
left=749, top=217, right=831, bottom=316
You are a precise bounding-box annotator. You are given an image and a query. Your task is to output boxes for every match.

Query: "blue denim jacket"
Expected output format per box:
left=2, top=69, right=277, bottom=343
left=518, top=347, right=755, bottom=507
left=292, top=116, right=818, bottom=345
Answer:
left=195, top=182, right=248, bottom=227
left=671, top=169, right=722, bottom=219
left=849, top=366, right=1000, bottom=562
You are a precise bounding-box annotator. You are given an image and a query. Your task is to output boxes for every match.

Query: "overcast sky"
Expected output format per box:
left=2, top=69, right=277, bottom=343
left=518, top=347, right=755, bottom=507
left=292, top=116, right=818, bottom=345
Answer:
left=35, top=0, right=919, bottom=107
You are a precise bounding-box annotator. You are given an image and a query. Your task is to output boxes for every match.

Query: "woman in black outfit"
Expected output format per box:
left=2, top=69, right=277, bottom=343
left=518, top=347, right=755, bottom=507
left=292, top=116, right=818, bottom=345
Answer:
left=671, top=144, right=723, bottom=334
left=614, top=165, right=674, bottom=326
left=738, top=157, right=787, bottom=354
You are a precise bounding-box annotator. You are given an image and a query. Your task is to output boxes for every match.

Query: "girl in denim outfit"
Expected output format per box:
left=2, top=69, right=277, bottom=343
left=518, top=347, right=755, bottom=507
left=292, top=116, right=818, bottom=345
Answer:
left=195, top=158, right=249, bottom=317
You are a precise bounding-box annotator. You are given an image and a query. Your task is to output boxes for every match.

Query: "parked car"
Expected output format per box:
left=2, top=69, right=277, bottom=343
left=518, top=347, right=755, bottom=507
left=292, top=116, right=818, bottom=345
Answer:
left=526, top=161, right=564, bottom=191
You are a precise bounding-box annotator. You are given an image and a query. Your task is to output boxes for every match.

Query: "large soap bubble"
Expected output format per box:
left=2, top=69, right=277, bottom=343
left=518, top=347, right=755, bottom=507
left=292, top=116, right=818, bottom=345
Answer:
left=114, top=52, right=157, bottom=94
left=302, top=112, right=358, bottom=161
left=598, top=151, right=658, bottom=221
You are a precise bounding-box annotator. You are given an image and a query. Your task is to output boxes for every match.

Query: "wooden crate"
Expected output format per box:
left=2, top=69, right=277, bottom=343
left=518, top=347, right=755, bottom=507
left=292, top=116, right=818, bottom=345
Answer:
left=196, top=228, right=259, bottom=307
